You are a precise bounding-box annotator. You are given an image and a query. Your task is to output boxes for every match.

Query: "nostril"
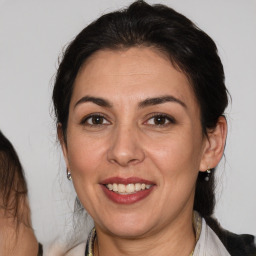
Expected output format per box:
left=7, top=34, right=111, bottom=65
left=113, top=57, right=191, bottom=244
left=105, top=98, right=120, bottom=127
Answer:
left=108, top=154, right=145, bottom=167
left=128, top=158, right=141, bottom=164
left=107, top=131, right=145, bottom=166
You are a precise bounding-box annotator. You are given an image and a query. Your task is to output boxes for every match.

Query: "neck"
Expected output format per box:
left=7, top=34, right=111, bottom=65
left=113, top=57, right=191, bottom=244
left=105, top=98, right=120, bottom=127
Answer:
left=95, top=210, right=195, bottom=256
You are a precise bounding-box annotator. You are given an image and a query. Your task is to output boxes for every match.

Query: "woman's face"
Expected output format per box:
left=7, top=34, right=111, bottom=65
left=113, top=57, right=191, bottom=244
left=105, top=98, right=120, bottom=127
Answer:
left=61, top=47, right=210, bottom=238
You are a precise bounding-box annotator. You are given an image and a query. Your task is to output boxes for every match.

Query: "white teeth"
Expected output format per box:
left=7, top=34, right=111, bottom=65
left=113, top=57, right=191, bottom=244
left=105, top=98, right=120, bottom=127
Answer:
left=126, top=184, right=135, bottom=193
left=118, top=184, right=126, bottom=193
left=135, top=183, right=141, bottom=191
left=107, top=184, right=113, bottom=190
left=105, top=183, right=152, bottom=194
left=113, top=183, right=118, bottom=192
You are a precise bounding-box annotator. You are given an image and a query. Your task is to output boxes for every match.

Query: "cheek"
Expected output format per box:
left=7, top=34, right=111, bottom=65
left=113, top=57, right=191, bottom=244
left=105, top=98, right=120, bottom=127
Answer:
left=67, top=131, right=107, bottom=178
left=146, top=133, right=202, bottom=203
left=65, top=132, right=107, bottom=214
left=147, top=135, right=202, bottom=173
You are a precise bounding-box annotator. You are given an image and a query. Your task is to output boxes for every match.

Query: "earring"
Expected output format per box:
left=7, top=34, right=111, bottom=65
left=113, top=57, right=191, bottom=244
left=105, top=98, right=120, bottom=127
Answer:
left=67, top=169, right=72, bottom=181
left=205, top=168, right=211, bottom=181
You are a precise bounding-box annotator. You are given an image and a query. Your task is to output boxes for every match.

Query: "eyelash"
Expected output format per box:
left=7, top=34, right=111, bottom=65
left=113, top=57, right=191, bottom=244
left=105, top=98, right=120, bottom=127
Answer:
left=80, top=113, right=176, bottom=128
left=80, top=113, right=111, bottom=127
left=144, top=113, right=176, bottom=127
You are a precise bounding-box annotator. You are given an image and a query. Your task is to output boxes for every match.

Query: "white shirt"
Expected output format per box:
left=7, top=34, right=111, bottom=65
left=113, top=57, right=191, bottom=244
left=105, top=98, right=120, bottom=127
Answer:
left=193, top=218, right=231, bottom=256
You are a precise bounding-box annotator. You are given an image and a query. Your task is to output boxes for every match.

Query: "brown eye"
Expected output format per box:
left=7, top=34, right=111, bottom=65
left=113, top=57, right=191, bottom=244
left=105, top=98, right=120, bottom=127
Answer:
left=82, top=114, right=110, bottom=126
left=91, top=116, right=104, bottom=125
left=146, top=114, right=175, bottom=126
left=154, top=116, right=167, bottom=125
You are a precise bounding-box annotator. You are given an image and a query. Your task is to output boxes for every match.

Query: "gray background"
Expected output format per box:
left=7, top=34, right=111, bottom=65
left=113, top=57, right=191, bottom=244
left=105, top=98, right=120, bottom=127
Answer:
left=0, top=0, right=255, bottom=244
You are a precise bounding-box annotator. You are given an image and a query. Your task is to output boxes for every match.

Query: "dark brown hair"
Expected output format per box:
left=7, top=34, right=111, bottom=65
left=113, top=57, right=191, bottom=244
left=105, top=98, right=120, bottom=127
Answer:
left=0, top=130, right=29, bottom=227
left=53, top=0, right=228, bottom=227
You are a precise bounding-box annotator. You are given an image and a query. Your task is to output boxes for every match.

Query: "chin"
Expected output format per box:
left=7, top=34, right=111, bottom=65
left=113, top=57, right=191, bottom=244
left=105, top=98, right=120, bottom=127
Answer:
left=110, top=225, right=151, bottom=238
left=100, top=214, right=154, bottom=238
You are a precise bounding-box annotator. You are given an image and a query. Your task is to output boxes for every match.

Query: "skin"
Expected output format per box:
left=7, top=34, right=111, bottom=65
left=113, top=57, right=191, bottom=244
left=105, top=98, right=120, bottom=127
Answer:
left=0, top=198, right=38, bottom=256
left=60, top=47, right=227, bottom=256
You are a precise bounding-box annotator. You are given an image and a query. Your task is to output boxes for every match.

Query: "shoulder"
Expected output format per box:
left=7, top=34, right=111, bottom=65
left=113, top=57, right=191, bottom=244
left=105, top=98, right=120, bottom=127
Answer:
left=43, top=241, right=86, bottom=256
left=194, top=218, right=231, bottom=255
left=200, top=216, right=256, bottom=256
left=218, top=229, right=256, bottom=256
left=65, top=242, right=86, bottom=256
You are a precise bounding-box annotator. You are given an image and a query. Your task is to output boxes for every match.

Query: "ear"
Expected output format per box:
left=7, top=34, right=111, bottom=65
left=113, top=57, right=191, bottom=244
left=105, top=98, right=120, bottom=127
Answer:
left=57, top=123, right=70, bottom=171
left=199, top=116, right=227, bottom=172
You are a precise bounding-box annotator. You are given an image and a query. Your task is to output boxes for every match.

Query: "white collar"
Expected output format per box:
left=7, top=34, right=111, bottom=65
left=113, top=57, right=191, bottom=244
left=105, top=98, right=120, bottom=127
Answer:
left=193, top=217, right=231, bottom=256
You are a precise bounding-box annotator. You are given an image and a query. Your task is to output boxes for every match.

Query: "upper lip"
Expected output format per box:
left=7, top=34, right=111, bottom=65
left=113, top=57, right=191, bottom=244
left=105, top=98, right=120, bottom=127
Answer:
left=101, top=176, right=155, bottom=185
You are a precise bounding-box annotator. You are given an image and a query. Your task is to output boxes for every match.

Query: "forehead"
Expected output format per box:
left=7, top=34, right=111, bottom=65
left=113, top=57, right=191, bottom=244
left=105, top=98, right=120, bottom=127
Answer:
left=72, top=47, right=197, bottom=108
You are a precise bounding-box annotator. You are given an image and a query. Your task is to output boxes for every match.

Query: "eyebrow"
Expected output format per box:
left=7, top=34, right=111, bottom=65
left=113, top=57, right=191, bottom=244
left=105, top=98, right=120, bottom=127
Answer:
left=74, top=95, right=186, bottom=109
left=74, top=96, right=112, bottom=109
left=138, top=95, right=186, bottom=108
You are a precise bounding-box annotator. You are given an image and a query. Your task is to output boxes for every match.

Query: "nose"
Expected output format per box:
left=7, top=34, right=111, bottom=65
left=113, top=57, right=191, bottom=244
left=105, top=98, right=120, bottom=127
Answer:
left=107, top=124, right=145, bottom=167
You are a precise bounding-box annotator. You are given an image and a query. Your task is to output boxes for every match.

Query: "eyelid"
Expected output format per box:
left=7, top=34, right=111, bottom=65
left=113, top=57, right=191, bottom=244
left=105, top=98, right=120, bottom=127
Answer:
left=80, top=112, right=111, bottom=125
left=143, top=112, right=176, bottom=126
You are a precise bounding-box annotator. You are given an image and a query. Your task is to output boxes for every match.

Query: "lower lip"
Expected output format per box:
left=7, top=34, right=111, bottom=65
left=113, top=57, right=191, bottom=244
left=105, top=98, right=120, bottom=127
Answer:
left=101, top=185, right=154, bottom=204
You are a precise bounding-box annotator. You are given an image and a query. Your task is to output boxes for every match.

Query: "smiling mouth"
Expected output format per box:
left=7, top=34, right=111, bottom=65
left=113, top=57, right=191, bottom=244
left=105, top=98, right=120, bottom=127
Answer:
left=105, top=183, right=152, bottom=195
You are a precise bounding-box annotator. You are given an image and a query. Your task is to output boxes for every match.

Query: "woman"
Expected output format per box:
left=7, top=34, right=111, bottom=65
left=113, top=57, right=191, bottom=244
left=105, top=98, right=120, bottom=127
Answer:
left=52, top=1, right=256, bottom=255
left=0, top=131, right=43, bottom=256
